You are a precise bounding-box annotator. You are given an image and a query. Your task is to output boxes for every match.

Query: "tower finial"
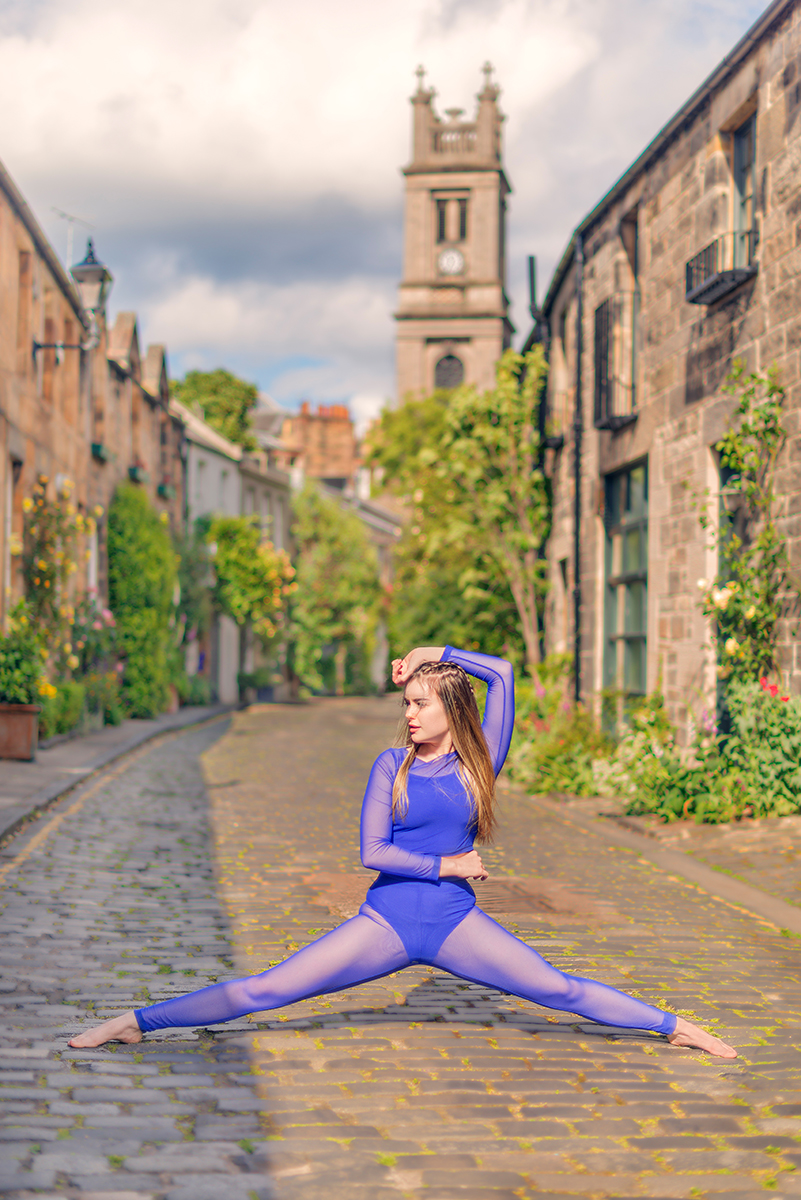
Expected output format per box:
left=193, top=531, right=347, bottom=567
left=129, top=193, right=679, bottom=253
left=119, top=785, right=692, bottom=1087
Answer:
left=482, top=61, right=493, bottom=84
left=415, top=64, right=427, bottom=94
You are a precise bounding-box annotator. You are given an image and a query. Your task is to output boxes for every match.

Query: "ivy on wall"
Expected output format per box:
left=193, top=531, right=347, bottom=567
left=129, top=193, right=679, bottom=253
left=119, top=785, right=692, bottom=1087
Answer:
left=695, top=362, right=798, bottom=684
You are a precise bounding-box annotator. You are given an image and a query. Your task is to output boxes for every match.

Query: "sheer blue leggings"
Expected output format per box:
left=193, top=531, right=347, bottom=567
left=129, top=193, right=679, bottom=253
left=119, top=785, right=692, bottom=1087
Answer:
left=135, top=907, right=677, bottom=1035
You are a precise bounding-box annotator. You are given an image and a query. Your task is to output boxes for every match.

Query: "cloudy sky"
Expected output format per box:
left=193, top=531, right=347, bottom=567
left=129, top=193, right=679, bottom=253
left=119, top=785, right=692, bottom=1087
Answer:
left=0, top=0, right=766, bottom=426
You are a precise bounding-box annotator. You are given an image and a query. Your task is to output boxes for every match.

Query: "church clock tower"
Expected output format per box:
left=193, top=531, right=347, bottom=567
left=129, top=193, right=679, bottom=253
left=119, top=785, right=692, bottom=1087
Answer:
left=395, top=64, right=513, bottom=400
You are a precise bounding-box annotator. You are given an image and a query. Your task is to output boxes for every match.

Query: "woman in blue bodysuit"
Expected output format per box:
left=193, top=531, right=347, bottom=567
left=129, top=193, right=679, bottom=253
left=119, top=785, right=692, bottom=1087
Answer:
left=70, top=646, right=736, bottom=1057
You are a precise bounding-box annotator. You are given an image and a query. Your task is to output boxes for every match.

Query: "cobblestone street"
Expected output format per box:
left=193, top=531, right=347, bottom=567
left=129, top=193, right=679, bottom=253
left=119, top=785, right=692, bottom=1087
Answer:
left=0, top=700, right=800, bottom=1199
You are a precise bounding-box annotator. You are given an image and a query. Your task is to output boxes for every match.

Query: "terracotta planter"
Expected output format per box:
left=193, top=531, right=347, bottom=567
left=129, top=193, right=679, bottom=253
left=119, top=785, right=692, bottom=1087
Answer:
left=0, top=703, right=41, bottom=761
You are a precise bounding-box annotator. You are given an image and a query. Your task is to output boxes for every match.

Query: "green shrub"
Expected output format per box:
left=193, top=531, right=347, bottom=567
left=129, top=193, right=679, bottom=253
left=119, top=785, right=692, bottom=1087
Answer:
left=107, top=484, right=177, bottom=718
left=84, top=670, right=124, bottom=726
left=179, top=674, right=212, bottom=706
left=238, top=667, right=278, bottom=692
left=505, top=655, right=613, bottom=796
left=0, top=602, right=49, bottom=705
left=39, top=681, right=86, bottom=740
left=596, top=678, right=801, bottom=823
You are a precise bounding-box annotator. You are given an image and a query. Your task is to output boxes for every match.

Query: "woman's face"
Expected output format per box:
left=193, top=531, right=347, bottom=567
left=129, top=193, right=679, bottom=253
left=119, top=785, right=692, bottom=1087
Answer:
left=403, top=678, right=451, bottom=749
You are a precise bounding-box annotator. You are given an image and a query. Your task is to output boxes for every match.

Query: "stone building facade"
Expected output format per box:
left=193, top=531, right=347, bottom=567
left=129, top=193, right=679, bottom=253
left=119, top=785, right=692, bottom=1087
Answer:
left=529, top=0, right=801, bottom=728
left=395, top=65, right=513, bottom=400
left=0, top=158, right=187, bottom=626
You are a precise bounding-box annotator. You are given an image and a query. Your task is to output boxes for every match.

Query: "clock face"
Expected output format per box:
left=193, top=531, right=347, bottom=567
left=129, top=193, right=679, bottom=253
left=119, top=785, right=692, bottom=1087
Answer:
left=438, top=247, right=464, bottom=276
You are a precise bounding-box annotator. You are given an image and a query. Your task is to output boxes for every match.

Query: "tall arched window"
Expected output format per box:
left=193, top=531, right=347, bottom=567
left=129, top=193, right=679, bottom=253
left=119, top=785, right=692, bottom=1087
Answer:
left=435, top=354, right=464, bottom=389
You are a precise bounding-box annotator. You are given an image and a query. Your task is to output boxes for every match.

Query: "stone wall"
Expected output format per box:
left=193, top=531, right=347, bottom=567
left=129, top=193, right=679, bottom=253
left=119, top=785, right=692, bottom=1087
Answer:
left=541, top=0, right=801, bottom=725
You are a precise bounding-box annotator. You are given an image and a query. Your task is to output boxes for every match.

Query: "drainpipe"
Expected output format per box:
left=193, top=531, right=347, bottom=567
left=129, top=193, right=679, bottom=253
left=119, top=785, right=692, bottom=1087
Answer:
left=573, top=233, right=584, bottom=706
left=528, top=254, right=550, bottom=663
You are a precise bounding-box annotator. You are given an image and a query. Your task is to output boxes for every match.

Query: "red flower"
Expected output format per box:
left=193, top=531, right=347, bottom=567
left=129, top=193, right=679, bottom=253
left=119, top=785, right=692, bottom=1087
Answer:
left=781, top=696, right=789, bottom=702
left=769, top=684, right=779, bottom=697
left=760, top=677, right=768, bottom=689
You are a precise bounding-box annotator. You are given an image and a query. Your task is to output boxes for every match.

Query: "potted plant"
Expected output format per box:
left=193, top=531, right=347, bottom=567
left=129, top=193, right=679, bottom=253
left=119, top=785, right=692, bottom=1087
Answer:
left=0, top=602, right=50, bottom=760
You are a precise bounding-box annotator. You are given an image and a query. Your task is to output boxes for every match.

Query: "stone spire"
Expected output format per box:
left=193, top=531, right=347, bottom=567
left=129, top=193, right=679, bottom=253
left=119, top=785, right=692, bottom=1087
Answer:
left=408, top=64, right=504, bottom=170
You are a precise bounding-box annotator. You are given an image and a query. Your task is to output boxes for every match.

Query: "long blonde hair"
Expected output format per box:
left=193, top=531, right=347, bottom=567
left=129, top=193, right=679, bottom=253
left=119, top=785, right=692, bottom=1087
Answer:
left=392, top=661, right=497, bottom=843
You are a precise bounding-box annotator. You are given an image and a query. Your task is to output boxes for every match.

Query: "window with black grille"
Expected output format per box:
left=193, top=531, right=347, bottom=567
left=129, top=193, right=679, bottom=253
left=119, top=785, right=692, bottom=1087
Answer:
left=594, top=298, right=612, bottom=426
left=603, top=461, right=648, bottom=715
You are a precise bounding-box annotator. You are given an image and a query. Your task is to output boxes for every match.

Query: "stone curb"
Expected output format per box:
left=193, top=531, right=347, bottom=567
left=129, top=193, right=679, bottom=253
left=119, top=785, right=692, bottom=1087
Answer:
left=0, top=704, right=235, bottom=844
left=529, top=792, right=801, bottom=936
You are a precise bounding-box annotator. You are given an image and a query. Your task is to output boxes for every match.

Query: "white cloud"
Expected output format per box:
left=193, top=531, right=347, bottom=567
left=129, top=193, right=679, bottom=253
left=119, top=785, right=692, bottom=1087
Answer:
left=148, top=270, right=395, bottom=426
left=0, top=0, right=593, bottom=224
left=0, top=0, right=767, bottom=418
left=148, top=273, right=394, bottom=358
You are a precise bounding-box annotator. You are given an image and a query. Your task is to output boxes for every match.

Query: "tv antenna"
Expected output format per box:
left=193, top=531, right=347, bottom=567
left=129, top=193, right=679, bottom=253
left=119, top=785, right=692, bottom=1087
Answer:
left=51, top=207, right=95, bottom=270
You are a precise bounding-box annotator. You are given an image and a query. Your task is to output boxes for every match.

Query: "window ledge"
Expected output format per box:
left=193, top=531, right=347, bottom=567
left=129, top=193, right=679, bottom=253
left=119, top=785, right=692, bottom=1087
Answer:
left=686, top=265, right=757, bottom=305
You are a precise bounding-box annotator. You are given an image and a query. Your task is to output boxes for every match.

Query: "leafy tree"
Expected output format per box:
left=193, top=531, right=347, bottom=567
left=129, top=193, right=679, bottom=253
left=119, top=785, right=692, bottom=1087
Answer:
left=172, top=368, right=259, bottom=451
left=207, top=515, right=295, bottom=644
left=290, top=482, right=382, bottom=694
left=695, top=362, right=799, bottom=684
left=366, top=388, right=524, bottom=664
left=174, top=520, right=214, bottom=647
left=367, top=348, right=549, bottom=670
left=107, top=484, right=177, bottom=717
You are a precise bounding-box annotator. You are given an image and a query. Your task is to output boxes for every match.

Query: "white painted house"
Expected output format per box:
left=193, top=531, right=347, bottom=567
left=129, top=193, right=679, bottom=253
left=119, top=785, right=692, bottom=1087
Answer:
left=170, top=397, right=292, bottom=704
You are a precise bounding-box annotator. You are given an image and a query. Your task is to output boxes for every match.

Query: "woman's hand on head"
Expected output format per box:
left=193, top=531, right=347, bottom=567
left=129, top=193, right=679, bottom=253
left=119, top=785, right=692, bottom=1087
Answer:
left=391, top=647, right=446, bottom=687
left=439, top=850, right=488, bottom=881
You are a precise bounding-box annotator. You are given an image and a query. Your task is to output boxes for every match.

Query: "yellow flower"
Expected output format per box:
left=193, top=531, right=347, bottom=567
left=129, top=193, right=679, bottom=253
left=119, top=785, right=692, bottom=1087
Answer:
left=160, top=512, right=169, bottom=524
left=37, top=559, right=47, bottom=571
left=63, top=642, right=72, bottom=654
left=745, top=605, right=756, bottom=620
left=725, top=636, right=740, bottom=656
left=8, top=534, right=22, bottom=557
left=94, top=505, right=104, bottom=518
left=67, top=654, right=79, bottom=671
left=22, top=497, right=33, bottom=513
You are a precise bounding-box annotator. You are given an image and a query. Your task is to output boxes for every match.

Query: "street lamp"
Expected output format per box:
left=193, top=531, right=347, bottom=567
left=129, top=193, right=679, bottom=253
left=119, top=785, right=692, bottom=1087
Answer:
left=32, top=239, right=114, bottom=360
left=71, top=238, right=113, bottom=318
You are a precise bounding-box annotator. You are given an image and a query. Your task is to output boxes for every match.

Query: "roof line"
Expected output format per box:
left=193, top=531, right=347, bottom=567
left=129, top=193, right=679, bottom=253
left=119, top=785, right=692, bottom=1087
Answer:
left=542, top=0, right=794, bottom=315
left=0, top=157, right=89, bottom=328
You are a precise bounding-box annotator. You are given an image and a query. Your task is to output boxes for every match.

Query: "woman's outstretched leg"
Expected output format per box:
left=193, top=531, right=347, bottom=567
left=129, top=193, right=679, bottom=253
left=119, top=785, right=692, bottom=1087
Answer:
left=69, top=912, right=409, bottom=1047
left=431, top=908, right=736, bottom=1058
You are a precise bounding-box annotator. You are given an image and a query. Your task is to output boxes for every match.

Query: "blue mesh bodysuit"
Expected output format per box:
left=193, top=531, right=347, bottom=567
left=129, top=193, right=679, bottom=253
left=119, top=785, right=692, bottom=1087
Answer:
left=135, top=648, right=677, bottom=1036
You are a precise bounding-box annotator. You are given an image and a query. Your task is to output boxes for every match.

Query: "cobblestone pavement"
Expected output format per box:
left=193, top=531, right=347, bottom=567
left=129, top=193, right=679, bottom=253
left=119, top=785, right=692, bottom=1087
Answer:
left=0, top=699, right=800, bottom=1200
left=607, top=808, right=801, bottom=912
left=0, top=719, right=270, bottom=1200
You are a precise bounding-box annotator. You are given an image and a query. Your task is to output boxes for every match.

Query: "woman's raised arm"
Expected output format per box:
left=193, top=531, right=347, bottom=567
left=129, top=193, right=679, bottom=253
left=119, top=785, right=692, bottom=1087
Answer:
left=392, top=645, right=515, bottom=775
left=440, top=646, right=515, bottom=774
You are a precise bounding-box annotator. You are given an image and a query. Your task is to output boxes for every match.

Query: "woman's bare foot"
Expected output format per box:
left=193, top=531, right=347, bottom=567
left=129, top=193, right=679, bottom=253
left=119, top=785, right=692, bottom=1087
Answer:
left=68, top=1010, right=143, bottom=1048
left=667, top=1016, right=737, bottom=1058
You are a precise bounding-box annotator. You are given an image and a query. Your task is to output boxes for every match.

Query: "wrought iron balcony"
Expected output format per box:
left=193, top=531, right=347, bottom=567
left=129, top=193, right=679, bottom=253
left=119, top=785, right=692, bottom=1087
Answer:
left=685, top=229, right=758, bottom=305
